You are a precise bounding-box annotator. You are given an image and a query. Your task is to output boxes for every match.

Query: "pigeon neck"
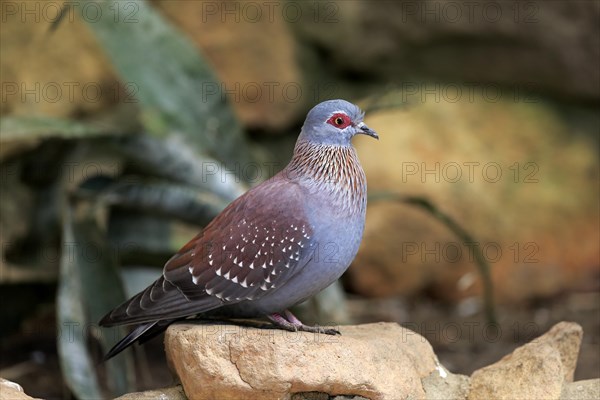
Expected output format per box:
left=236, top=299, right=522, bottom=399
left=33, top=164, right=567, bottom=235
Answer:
left=284, top=139, right=367, bottom=215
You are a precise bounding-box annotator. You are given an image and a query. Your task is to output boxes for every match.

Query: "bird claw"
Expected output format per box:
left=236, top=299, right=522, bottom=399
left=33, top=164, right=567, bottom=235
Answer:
left=267, top=311, right=341, bottom=335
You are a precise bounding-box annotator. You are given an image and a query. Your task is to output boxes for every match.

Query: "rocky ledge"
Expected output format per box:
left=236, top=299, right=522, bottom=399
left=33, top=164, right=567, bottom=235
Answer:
left=161, top=321, right=597, bottom=400
left=4, top=322, right=598, bottom=400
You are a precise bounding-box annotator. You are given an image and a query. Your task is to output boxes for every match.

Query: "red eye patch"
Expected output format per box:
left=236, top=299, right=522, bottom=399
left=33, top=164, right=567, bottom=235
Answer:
left=326, top=113, right=352, bottom=129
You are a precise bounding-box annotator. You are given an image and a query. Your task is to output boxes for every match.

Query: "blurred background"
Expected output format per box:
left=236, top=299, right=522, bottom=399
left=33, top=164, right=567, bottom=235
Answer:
left=1, top=0, right=598, bottom=398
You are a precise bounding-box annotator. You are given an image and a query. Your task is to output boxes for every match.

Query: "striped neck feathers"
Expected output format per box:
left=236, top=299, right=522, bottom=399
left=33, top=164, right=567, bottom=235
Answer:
left=284, top=140, right=367, bottom=214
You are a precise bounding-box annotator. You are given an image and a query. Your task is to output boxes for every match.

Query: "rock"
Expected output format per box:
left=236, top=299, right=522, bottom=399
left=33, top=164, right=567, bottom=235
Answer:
left=114, top=385, right=188, bottom=400
left=153, top=0, right=306, bottom=131
left=165, top=322, right=445, bottom=400
left=560, top=379, right=600, bottom=400
left=1, top=8, right=119, bottom=120
left=0, top=378, right=39, bottom=400
left=422, top=368, right=470, bottom=400
left=349, top=90, right=599, bottom=303
left=468, top=322, right=583, bottom=400
left=2, top=1, right=304, bottom=133
left=293, top=1, right=599, bottom=101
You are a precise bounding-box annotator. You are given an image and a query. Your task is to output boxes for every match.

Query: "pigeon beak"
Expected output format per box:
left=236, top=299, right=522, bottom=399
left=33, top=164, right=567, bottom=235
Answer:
left=356, top=122, right=379, bottom=140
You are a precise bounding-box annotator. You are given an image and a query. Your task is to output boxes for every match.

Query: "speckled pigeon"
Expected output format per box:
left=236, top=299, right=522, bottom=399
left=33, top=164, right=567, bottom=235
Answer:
left=100, top=99, right=378, bottom=359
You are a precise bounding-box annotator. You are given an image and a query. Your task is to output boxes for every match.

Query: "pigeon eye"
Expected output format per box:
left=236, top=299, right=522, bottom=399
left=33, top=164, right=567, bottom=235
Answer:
left=326, top=113, right=351, bottom=129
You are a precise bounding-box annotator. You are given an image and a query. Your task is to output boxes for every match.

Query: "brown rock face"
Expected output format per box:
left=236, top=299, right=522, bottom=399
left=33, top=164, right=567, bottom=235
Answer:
left=468, top=322, right=583, bottom=400
left=163, top=321, right=591, bottom=400
left=1, top=6, right=119, bottom=118
left=152, top=0, right=306, bottom=131
left=349, top=91, right=599, bottom=303
left=165, top=322, right=447, bottom=400
left=114, top=385, right=188, bottom=400
left=0, top=378, right=40, bottom=400
left=293, top=1, right=600, bottom=101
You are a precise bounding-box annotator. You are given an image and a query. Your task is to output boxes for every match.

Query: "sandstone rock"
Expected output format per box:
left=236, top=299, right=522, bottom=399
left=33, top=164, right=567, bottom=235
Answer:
left=422, top=368, right=470, bottom=400
left=115, top=385, right=188, bottom=400
left=153, top=0, right=306, bottom=131
left=468, top=322, right=583, bottom=400
left=1, top=1, right=304, bottom=133
left=0, top=8, right=119, bottom=119
left=0, top=378, right=39, bottom=400
left=293, top=1, right=599, bottom=101
left=349, top=90, right=599, bottom=302
left=165, top=322, right=446, bottom=400
left=560, top=379, right=600, bottom=400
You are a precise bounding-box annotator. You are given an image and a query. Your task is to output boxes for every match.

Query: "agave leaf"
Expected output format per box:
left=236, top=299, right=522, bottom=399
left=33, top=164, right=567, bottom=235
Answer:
left=105, top=135, right=247, bottom=202
left=57, top=205, right=135, bottom=398
left=107, top=209, right=174, bottom=268
left=78, top=0, right=249, bottom=166
left=74, top=216, right=136, bottom=396
left=56, top=207, right=104, bottom=399
left=0, top=116, right=113, bottom=140
left=0, top=116, right=119, bottom=161
left=79, top=178, right=226, bottom=226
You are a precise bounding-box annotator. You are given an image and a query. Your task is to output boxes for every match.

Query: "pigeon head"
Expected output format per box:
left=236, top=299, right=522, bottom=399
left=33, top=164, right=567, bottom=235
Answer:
left=299, top=99, right=379, bottom=146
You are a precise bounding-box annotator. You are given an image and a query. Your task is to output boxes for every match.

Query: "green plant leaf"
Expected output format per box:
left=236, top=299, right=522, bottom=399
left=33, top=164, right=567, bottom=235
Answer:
left=57, top=207, right=104, bottom=399
left=78, top=0, right=249, bottom=166
left=74, top=216, right=136, bottom=396
left=104, top=134, right=247, bottom=201
left=57, top=204, right=135, bottom=398
left=81, top=179, right=226, bottom=226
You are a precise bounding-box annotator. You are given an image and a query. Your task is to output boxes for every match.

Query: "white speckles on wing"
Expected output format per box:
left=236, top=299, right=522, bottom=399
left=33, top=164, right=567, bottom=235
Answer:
left=186, top=218, right=313, bottom=305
